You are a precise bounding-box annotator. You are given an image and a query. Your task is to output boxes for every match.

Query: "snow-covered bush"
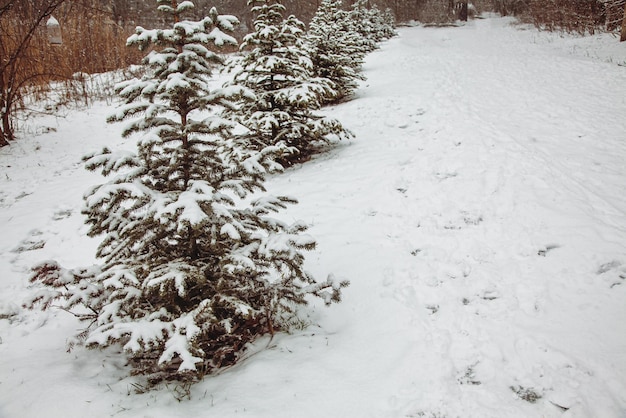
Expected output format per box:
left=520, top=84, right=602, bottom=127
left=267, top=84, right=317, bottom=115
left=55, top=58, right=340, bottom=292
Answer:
left=26, top=0, right=347, bottom=386
left=306, top=0, right=367, bottom=104
left=224, top=0, right=353, bottom=165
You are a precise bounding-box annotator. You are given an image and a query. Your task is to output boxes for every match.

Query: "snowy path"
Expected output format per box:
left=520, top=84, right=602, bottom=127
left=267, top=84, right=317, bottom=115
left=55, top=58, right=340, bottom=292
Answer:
left=1, top=17, right=625, bottom=418
left=259, top=19, right=626, bottom=417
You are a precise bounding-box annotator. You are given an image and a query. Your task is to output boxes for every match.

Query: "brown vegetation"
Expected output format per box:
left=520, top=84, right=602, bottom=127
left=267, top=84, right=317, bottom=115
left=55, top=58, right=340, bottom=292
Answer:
left=0, top=0, right=143, bottom=146
left=1, top=0, right=66, bottom=145
left=496, top=0, right=626, bottom=37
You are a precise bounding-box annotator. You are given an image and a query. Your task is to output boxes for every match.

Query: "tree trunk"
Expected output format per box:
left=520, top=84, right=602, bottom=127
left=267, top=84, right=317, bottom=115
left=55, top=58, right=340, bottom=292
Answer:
left=499, top=0, right=508, bottom=16
left=619, top=4, right=626, bottom=42
left=459, top=0, right=468, bottom=21
left=0, top=66, right=9, bottom=146
left=0, top=90, right=11, bottom=146
left=0, top=125, right=10, bottom=147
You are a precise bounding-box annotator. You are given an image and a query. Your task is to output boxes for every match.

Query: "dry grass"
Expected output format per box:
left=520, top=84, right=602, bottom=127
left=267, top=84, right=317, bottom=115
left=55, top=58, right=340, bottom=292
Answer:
left=1, top=1, right=144, bottom=138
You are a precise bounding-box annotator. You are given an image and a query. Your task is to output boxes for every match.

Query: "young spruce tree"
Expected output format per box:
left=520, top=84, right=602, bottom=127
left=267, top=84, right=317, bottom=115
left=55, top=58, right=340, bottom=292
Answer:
left=368, top=5, right=398, bottom=41
left=348, top=0, right=379, bottom=54
left=306, top=0, right=366, bottom=104
left=225, top=0, right=352, bottom=165
left=27, top=0, right=347, bottom=385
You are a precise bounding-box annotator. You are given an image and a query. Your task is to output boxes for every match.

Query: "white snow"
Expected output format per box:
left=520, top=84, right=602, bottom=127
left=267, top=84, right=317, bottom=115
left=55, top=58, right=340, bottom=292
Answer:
left=1, top=17, right=626, bottom=417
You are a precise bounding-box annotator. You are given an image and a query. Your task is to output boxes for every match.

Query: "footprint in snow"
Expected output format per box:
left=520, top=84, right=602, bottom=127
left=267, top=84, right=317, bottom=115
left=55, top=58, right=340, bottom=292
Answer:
left=433, top=171, right=458, bottom=181
left=596, top=260, right=621, bottom=274
left=537, top=244, right=560, bottom=257
left=14, top=191, right=33, bottom=201
left=457, top=362, right=482, bottom=386
left=442, top=211, right=484, bottom=230
left=426, top=304, right=439, bottom=315
left=0, top=300, right=19, bottom=321
left=51, top=207, right=73, bottom=220
left=12, top=230, right=46, bottom=253
left=596, top=260, right=625, bottom=288
left=383, top=108, right=425, bottom=129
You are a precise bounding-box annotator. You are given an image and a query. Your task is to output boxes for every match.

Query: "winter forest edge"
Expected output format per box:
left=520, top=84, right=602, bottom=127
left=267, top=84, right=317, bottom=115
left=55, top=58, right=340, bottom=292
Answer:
left=1, top=0, right=626, bottom=415
left=24, top=0, right=393, bottom=386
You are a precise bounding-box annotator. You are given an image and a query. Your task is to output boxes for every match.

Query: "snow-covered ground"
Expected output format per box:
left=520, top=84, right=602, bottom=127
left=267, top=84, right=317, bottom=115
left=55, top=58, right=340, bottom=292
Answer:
left=1, top=17, right=625, bottom=418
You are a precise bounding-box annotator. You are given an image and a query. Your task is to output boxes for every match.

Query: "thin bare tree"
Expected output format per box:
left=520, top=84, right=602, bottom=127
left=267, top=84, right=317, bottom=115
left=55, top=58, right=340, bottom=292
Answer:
left=619, top=3, right=626, bottom=42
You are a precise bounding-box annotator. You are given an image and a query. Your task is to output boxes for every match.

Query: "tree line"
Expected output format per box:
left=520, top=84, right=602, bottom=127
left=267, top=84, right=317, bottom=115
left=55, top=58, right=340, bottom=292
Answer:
left=2, top=0, right=625, bottom=146
left=26, top=0, right=393, bottom=387
left=106, top=0, right=626, bottom=34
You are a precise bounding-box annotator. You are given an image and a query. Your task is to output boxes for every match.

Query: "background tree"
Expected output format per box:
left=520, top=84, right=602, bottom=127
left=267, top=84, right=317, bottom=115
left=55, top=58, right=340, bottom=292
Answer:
left=496, top=0, right=626, bottom=38
left=348, top=0, right=379, bottom=52
left=306, top=0, right=367, bottom=104
left=366, top=4, right=397, bottom=40
left=28, top=0, right=347, bottom=385
left=225, top=0, right=352, bottom=165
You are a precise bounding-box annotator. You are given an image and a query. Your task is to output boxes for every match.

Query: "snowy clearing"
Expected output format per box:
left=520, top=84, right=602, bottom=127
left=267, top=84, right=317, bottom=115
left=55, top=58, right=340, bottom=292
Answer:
left=1, top=17, right=626, bottom=418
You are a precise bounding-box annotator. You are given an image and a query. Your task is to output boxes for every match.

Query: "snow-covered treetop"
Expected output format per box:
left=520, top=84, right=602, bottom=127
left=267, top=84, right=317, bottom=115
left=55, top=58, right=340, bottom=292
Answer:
left=128, top=5, right=239, bottom=51
left=241, top=0, right=306, bottom=56
left=249, top=0, right=286, bottom=18
left=157, top=0, right=195, bottom=15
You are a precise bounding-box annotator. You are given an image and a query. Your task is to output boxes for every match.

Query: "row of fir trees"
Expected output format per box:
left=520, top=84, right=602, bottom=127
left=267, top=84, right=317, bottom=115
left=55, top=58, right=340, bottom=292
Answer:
left=27, top=0, right=396, bottom=386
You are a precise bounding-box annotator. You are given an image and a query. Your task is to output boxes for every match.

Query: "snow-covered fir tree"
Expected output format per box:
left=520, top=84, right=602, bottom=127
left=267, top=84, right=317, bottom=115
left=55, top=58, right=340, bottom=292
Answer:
left=382, top=7, right=398, bottom=37
left=346, top=1, right=397, bottom=52
left=368, top=5, right=398, bottom=41
left=27, top=0, right=347, bottom=385
left=348, top=0, right=379, bottom=53
left=306, top=0, right=366, bottom=104
left=225, top=0, right=353, bottom=165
